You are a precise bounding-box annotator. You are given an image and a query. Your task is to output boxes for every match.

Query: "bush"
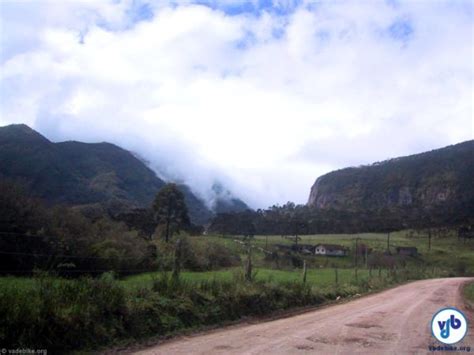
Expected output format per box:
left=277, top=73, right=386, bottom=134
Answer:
left=154, top=236, right=241, bottom=272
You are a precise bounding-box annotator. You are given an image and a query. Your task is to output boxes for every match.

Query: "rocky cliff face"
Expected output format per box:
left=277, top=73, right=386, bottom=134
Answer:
left=308, top=141, right=474, bottom=212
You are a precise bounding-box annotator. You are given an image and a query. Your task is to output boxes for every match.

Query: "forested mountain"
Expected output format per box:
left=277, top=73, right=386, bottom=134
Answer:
left=210, top=141, right=474, bottom=236
left=308, top=140, right=474, bottom=213
left=0, top=124, right=247, bottom=224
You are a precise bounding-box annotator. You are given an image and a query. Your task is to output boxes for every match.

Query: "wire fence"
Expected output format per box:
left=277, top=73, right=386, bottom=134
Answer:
left=0, top=250, right=139, bottom=260
left=0, top=230, right=156, bottom=274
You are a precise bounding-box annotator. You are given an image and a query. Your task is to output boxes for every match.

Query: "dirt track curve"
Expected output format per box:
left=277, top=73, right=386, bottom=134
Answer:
left=135, top=278, right=473, bottom=354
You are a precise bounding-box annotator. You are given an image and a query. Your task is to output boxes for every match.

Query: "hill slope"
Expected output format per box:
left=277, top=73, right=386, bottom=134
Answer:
left=0, top=124, right=247, bottom=224
left=307, top=141, right=474, bottom=213
left=0, top=124, right=166, bottom=207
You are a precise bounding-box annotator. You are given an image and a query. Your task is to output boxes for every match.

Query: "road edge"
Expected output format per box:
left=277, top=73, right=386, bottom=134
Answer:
left=462, top=279, right=474, bottom=311
left=103, top=278, right=448, bottom=354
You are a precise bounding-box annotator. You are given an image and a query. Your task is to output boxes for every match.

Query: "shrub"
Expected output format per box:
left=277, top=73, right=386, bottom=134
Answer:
left=153, top=236, right=241, bottom=272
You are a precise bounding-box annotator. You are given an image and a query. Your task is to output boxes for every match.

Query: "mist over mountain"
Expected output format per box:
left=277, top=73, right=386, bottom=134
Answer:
left=210, top=182, right=249, bottom=214
left=0, top=124, right=248, bottom=224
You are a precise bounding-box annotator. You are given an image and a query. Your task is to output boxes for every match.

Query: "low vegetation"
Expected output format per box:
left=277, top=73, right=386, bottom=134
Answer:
left=464, top=282, right=474, bottom=307
left=1, top=265, right=424, bottom=351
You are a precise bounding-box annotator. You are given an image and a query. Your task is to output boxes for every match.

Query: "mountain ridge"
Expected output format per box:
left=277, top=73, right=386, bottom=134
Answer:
left=0, top=124, right=249, bottom=224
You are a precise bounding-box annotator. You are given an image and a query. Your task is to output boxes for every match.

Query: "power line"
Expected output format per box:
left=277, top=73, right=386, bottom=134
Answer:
left=0, top=268, right=157, bottom=274
left=0, top=231, right=58, bottom=238
left=0, top=250, right=141, bottom=260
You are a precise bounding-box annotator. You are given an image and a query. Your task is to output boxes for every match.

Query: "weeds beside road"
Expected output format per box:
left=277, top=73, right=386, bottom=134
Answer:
left=0, top=266, right=445, bottom=352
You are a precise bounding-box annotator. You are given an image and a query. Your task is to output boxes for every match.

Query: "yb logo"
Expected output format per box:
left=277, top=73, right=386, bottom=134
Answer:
left=438, top=314, right=462, bottom=339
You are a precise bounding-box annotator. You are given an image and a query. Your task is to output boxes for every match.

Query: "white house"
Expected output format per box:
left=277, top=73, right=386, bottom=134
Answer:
left=314, top=244, right=348, bottom=257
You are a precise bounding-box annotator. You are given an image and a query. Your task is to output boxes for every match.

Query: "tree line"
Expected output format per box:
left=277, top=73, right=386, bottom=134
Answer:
left=208, top=200, right=474, bottom=236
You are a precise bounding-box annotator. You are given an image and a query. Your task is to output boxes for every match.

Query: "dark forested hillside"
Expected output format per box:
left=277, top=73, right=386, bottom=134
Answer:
left=0, top=124, right=166, bottom=209
left=177, top=184, right=214, bottom=225
left=308, top=140, right=474, bottom=213
left=0, top=124, right=247, bottom=224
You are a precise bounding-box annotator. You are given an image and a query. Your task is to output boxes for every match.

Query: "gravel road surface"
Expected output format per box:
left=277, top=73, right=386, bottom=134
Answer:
left=135, top=277, right=473, bottom=354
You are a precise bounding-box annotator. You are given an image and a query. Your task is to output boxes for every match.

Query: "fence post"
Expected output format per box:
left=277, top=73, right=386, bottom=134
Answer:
left=428, top=229, right=432, bottom=251
left=354, top=238, right=358, bottom=267
left=365, top=247, right=368, bottom=269
left=172, top=238, right=182, bottom=281
left=245, top=244, right=253, bottom=282
left=302, top=260, right=307, bottom=284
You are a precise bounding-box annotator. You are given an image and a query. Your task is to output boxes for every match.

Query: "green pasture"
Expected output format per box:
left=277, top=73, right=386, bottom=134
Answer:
left=199, top=230, right=474, bottom=270
left=121, top=267, right=373, bottom=290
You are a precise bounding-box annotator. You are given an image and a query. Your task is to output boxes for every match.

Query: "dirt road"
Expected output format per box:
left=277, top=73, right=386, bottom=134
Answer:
left=136, top=278, right=473, bottom=354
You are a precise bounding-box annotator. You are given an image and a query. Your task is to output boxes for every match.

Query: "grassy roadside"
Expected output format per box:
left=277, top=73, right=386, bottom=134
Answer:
left=118, top=273, right=424, bottom=354
left=0, top=269, right=413, bottom=352
left=463, top=281, right=474, bottom=310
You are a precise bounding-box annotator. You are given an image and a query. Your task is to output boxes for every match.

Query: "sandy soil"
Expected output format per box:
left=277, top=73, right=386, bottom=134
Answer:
left=135, top=278, right=474, bottom=354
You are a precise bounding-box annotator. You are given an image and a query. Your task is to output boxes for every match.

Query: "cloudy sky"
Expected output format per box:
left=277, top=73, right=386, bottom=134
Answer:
left=0, top=0, right=472, bottom=208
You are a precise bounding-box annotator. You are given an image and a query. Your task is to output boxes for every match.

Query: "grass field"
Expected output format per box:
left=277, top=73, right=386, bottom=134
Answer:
left=197, top=231, right=474, bottom=273
left=2, top=230, right=473, bottom=291
left=0, top=266, right=423, bottom=294
left=122, top=267, right=373, bottom=289
left=245, top=230, right=466, bottom=257
left=116, top=229, right=474, bottom=290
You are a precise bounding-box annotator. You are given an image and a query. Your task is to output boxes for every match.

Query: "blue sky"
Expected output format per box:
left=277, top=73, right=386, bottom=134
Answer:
left=0, top=0, right=473, bottom=207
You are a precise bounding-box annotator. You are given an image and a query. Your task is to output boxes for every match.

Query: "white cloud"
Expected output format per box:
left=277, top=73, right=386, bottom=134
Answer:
left=0, top=0, right=472, bottom=208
